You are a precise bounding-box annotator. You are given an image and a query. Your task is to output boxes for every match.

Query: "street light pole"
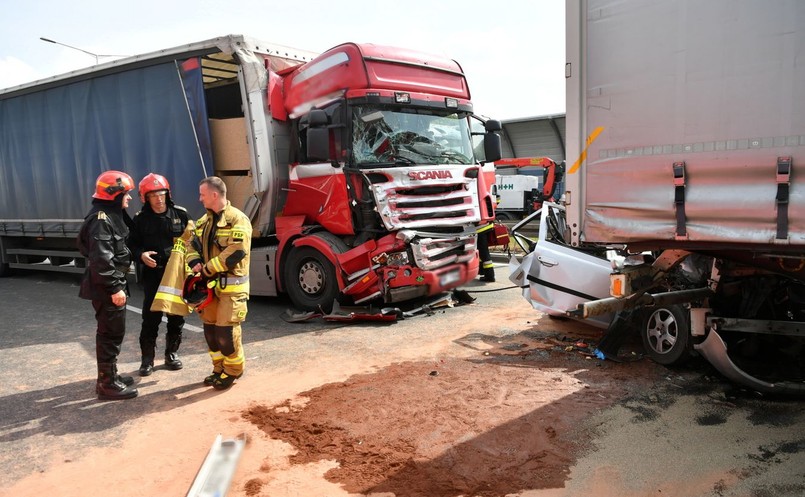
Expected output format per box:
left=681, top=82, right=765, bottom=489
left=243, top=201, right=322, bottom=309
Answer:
left=40, top=37, right=100, bottom=64
left=39, top=37, right=128, bottom=65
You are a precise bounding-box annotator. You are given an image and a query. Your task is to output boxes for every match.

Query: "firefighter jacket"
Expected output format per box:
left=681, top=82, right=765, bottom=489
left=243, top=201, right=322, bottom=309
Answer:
left=128, top=200, right=189, bottom=272
left=186, top=201, right=252, bottom=295
left=151, top=221, right=195, bottom=316
left=77, top=201, right=132, bottom=301
left=476, top=222, right=495, bottom=234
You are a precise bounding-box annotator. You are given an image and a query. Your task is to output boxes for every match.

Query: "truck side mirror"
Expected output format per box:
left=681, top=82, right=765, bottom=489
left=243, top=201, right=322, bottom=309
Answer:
left=484, top=133, right=502, bottom=163
left=306, top=109, right=330, bottom=161
left=481, top=119, right=502, bottom=162
left=484, top=119, right=502, bottom=132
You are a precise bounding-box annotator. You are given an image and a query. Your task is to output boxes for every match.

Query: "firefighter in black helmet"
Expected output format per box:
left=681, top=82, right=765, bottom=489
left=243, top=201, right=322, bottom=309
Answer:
left=128, top=173, right=189, bottom=376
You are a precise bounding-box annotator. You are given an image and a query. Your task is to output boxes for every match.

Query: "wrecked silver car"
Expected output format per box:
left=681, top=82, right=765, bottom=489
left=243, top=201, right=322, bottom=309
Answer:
left=509, top=203, right=805, bottom=395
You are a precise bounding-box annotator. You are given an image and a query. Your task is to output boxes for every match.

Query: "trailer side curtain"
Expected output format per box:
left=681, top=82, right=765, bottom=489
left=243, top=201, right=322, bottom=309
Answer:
left=0, top=62, right=208, bottom=227
left=178, top=57, right=213, bottom=179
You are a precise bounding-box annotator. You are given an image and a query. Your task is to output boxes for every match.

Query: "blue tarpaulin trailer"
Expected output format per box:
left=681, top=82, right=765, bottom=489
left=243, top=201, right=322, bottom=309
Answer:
left=0, top=35, right=312, bottom=276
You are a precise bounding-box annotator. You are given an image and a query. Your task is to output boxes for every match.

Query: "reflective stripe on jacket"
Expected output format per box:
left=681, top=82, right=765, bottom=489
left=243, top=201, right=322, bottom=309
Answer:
left=151, top=230, right=194, bottom=316
left=187, top=201, right=252, bottom=294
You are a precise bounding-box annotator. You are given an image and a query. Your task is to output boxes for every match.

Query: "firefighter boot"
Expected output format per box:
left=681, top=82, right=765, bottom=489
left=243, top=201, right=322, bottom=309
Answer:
left=117, top=372, right=134, bottom=386
left=139, top=357, right=154, bottom=376
left=164, top=335, right=183, bottom=371
left=97, top=363, right=138, bottom=401
left=203, top=371, right=221, bottom=386
left=139, top=339, right=155, bottom=376
left=481, top=266, right=496, bottom=282
left=212, top=372, right=242, bottom=391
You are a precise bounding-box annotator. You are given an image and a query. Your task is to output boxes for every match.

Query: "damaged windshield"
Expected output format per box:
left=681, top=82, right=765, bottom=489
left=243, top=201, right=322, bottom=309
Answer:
left=351, top=107, right=474, bottom=167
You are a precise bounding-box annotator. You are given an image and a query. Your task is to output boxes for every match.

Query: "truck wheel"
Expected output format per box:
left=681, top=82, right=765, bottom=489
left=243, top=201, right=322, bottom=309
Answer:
left=641, top=305, right=691, bottom=365
left=284, top=247, right=339, bottom=313
left=496, top=212, right=514, bottom=221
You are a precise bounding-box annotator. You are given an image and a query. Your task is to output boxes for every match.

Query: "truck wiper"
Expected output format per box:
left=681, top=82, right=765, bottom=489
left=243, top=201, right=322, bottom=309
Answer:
left=390, top=155, right=415, bottom=164
left=358, top=155, right=416, bottom=168
left=438, top=151, right=471, bottom=164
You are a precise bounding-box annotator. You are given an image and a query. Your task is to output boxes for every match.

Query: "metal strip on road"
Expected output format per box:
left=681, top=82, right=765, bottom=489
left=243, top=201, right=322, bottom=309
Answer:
left=186, top=434, right=246, bottom=497
left=126, top=305, right=204, bottom=333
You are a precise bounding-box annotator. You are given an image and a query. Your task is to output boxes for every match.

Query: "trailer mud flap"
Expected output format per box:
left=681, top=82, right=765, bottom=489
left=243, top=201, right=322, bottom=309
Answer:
left=695, top=330, right=805, bottom=395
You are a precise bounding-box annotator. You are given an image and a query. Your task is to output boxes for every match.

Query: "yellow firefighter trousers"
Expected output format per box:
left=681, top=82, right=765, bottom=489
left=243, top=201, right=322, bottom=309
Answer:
left=197, top=292, right=248, bottom=377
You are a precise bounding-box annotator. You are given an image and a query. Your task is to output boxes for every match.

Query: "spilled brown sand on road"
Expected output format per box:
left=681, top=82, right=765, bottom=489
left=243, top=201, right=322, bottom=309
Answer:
left=242, top=330, right=665, bottom=497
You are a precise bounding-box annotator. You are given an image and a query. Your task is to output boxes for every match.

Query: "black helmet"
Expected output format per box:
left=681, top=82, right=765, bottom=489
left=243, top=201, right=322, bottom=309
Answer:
left=183, top=274, right=213, bottom=310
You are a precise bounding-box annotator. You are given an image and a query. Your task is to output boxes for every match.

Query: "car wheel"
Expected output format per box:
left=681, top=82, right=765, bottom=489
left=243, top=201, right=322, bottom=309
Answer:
left=641, top=305, right=691, bottom=365
left=284, top=247, right=339, bottom=313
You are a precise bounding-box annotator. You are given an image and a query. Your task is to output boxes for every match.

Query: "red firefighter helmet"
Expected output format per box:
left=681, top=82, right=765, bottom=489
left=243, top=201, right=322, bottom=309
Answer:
left=138, top=173, right=171, bottom=203
left=183, top=274, right=214, bottom=310
left=93, top=171, right=135, bottom=200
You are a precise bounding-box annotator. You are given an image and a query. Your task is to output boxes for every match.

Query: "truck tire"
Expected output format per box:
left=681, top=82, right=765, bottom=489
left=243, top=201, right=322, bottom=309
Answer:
left=284, top=247, right=339, bottom=313
left=641, top=305, right=691, bottom=366
left=495, top=212, right=514, bottom=221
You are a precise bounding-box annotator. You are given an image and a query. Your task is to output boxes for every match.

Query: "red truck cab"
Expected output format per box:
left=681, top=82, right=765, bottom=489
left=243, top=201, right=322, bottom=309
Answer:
left=271, top=43, right=501, bottom=311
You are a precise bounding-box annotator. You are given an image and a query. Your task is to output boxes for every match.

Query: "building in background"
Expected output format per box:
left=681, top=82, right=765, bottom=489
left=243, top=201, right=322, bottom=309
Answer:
left=496, top=113, right=566, bottom=200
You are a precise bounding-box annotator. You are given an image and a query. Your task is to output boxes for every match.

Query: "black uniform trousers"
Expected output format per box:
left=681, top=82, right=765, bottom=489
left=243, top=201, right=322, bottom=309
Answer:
left=92, top=298, right=126, bottom=365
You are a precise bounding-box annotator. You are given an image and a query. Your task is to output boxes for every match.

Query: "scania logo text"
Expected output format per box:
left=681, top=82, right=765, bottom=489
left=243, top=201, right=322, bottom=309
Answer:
left=408, top=170, right=454, bottom=180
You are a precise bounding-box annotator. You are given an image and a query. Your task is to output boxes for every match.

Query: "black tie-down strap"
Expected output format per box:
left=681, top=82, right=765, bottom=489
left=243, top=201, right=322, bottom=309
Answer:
left=776, top=156, right=792, bottom=240
left=673, top=161, right=687, bottom=240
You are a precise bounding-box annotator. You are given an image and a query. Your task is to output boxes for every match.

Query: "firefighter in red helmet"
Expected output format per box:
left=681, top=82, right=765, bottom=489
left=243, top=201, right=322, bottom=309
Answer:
left=128, top=173, right=189, bottom=376
left=77, top=170, right=139, bottom=400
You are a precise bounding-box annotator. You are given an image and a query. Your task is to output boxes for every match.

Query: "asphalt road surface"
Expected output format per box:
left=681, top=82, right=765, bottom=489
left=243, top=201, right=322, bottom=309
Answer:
left=1, top=262, right=804, bottom=497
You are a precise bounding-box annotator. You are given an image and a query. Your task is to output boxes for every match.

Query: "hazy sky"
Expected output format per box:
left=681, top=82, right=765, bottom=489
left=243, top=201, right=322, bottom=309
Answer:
left=0, top=0, right=565, bottom=121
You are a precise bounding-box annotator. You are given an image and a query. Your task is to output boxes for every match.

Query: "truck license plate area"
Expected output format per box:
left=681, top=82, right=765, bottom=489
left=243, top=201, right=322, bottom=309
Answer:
left=439, top=269, right=461, bottom=286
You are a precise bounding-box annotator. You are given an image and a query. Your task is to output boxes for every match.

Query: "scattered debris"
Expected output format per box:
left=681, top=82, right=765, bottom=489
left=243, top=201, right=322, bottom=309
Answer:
left=280, top=309, right=321, bottom=323
left=280, top=290, right=476, bottom=324
left=323, top=302, right=402, bottom=322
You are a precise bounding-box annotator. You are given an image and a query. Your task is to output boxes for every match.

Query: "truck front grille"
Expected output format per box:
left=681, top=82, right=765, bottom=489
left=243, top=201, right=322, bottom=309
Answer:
left=372, top=169, right=482, bottom=230
left=410, top=232, right=477, bottom=271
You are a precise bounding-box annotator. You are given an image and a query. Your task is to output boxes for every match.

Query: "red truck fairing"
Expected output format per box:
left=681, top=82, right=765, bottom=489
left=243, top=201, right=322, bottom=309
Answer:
left=282, top=43, right=470, bottom=118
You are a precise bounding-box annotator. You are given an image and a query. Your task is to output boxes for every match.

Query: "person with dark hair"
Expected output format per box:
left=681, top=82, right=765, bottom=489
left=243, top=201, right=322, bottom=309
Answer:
left=128, top=173, right=189, bottom=376
left=77, top=170, right=139, bottom=401
left=186, top=176, right=252, bottom=391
